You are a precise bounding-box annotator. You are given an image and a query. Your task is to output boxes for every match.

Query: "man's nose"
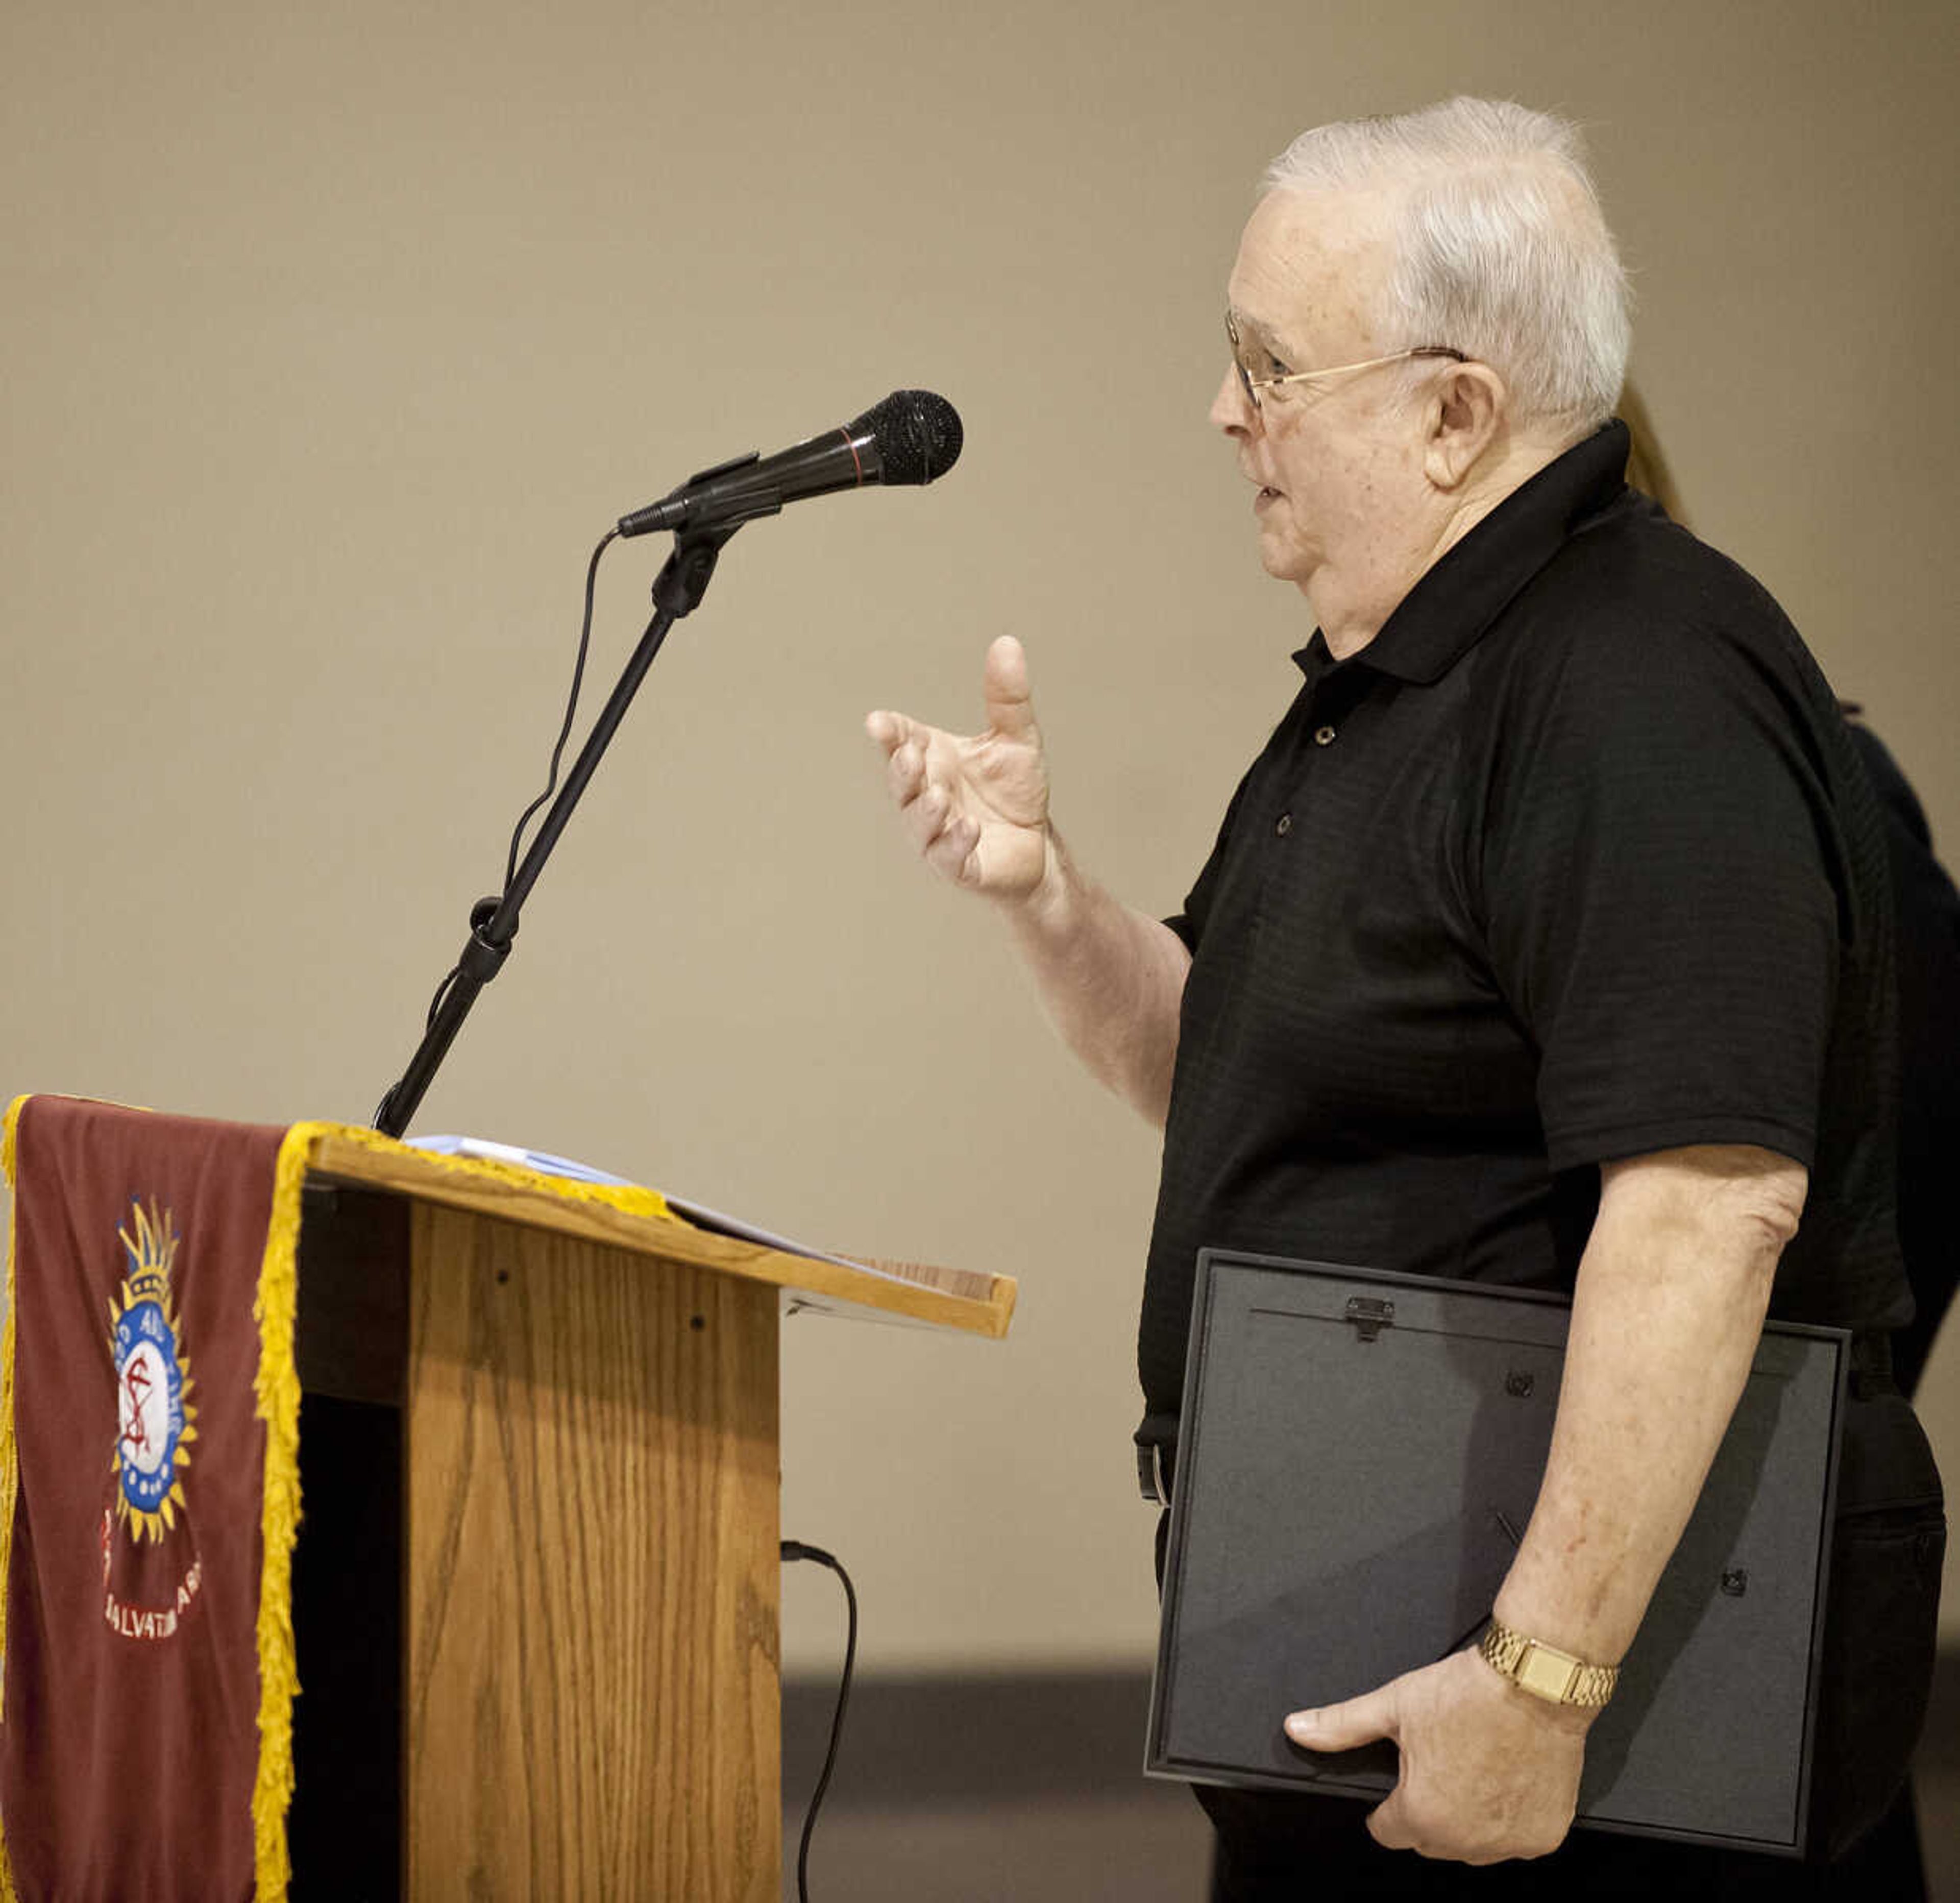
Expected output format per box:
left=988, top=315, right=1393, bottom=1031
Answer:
left=1210, top=365, right=1255, bottom=436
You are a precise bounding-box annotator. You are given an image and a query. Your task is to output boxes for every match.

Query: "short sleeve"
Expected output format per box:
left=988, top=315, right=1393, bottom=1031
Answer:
left=1479, top=616, right=1845, bottom=1174
left=1163, top=771, right=1254, bottom=954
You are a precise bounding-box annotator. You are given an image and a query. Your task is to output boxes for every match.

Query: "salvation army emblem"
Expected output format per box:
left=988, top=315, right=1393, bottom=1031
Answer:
left=107, top=1199, right=198, bottom=1542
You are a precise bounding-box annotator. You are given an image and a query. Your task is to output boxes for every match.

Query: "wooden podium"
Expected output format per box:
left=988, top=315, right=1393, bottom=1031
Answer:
left=282, top=1133, right=1014, bottom=1901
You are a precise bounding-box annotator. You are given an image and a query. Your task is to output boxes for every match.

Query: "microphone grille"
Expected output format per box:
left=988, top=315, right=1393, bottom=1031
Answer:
left=855, top=389, right=964, bottom=486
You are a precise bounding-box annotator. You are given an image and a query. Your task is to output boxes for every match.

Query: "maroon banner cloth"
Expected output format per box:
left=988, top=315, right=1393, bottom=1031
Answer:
left=2, top=1097, right=287, bottom=1902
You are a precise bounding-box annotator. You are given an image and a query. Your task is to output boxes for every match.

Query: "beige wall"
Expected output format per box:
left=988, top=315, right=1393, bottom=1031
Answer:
left=2, top=1, right=1955, bottom=1676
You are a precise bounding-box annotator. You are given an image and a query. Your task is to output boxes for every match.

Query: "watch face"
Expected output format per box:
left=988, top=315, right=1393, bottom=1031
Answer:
left=1516, top=1644, right=1581, bottom=1703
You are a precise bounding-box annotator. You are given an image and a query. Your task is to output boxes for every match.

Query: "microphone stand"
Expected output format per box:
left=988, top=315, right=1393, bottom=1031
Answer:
left=373, top=517, right=743, bottom=1139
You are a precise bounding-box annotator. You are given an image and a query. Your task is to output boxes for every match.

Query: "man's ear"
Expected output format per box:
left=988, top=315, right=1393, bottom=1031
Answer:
left=1423, top=362, right=1507, bottom=490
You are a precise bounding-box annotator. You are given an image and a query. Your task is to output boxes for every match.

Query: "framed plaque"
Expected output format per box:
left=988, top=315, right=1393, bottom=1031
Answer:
left=1146, top=1252, right=1848, bottom=1856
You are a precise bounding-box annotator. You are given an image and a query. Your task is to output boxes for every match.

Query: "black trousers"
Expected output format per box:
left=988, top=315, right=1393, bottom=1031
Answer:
left=1199, top=1780, right=1927, bottom=1901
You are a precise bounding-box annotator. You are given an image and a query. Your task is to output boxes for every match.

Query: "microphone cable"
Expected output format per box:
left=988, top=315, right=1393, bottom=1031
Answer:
left=391, top=527, right=619, bottom=1068
left=781, top=1540, right=859, bottom=1903
left=505, top=527, right=618, bottom=890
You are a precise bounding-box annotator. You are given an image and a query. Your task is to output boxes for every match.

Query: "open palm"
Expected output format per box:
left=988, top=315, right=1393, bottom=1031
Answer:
left=866, top=636, right=1051, bottom=900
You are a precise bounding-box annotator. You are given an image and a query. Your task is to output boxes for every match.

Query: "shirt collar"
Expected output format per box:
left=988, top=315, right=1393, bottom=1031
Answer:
left=1291, top=420, right=1632, bottom=687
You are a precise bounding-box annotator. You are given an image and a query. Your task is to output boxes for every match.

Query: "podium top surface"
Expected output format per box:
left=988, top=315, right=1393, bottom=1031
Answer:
left=303, top=1130, right=1015, bottom=1339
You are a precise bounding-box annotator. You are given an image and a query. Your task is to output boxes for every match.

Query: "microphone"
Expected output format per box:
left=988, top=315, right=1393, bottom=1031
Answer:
left=618, top=389, right=963, bottom=538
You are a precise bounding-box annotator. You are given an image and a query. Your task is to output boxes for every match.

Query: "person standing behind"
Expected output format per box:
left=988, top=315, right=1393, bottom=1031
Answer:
left=1622, top=380, right=1960, bottom=1399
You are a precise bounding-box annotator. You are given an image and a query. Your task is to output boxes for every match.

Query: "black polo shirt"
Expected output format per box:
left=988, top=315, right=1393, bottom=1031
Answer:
left=1138, top=421, right=1907, bottom=1425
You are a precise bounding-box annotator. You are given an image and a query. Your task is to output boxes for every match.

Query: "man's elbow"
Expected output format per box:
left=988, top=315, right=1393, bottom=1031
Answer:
left=1737, top=1162, right=1808, bottom=1256
left=1601, top=1143, right=1809, bottom=1267
left=1710, top=1148, right=1808, bottom=1261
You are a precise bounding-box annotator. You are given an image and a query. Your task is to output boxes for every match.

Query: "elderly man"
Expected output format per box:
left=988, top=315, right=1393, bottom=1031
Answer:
left=868, top=99, right=1941, bottom=1896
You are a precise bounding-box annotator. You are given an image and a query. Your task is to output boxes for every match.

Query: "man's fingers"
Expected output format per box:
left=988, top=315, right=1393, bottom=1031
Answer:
left=886, top=740, right=926, bottom=807
left=1285, top=1685, right=1398, bottom=1753
left=923, top=814, right=980, bottom=883
left=982, top=636, right=1040, bottom=746
left=900, top=779, right=955, bottom=855
left=865, top=709, right=923, bottom=759
left=870, top=644, right=1042, bottom=891
left=885, top=739, right=978, bottom=876
left=1365, top=1788, right=1416, bottom=1853
left=1289, top=1683, right=1411, bottom=1853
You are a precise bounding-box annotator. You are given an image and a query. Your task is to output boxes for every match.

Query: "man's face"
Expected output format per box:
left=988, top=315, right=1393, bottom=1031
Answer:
left=1212, top=190, right=1435, bottom=636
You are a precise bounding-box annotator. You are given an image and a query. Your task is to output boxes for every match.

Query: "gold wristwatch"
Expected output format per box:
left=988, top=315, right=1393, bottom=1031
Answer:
left=1478, top=1618, right=1619, bottom=1709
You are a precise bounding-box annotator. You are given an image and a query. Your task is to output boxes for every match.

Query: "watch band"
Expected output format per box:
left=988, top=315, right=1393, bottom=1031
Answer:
left=1478, top=1618, right=1619, bottom=1709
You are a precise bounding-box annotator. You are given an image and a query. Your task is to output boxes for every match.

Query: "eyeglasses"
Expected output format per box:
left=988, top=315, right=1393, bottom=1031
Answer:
left=1226, top=310, right=1466, bottom=414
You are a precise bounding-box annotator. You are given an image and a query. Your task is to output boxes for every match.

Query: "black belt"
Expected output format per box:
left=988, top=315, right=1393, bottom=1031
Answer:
left=1135, top=1411, right=1178, bottom=1506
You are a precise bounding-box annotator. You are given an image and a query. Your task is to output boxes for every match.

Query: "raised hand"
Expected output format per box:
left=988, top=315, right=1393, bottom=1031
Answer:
left=865, top=635, right=1052, bottom=902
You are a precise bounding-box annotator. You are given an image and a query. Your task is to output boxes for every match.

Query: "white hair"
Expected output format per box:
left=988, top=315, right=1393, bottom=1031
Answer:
left=1263, top=98, right=1631, bottom=431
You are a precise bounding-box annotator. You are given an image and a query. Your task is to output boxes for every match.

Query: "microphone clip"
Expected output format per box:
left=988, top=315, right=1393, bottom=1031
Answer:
left=651, top=516, right=743, bottom=619
left=621, top=449, right=784, bottom=540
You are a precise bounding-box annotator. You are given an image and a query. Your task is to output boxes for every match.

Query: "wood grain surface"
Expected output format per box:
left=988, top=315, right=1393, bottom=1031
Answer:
left=404, top=1203, right=782, bottom=1901
left=306, top=1131, right=1014, bottom=1337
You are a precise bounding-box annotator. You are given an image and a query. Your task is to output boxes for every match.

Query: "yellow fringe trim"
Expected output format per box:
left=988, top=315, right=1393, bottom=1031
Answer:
left=0, top=1097, right=23, bottom=1901
left=249, top=1124, right=316, bottom=1903
left=306, top=1121, right=674, bottom=1225
left=0, top=1100, right=21, bottom=1722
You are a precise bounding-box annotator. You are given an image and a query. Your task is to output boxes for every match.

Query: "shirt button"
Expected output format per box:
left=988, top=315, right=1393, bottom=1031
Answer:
left=1275, top=812, right=1293, bottom=837
left=1313, top=724, right=1337, bottom=746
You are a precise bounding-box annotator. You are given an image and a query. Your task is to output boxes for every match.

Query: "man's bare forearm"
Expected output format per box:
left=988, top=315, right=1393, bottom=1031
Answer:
left=1493, top=1146, right=1806, bottom=1676
left=999, top=829, right=1190, bottom=1127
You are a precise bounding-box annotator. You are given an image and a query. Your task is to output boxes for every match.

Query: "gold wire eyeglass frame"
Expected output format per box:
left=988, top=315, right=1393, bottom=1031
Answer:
left=1226, top=311, right=1466, bottom=413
